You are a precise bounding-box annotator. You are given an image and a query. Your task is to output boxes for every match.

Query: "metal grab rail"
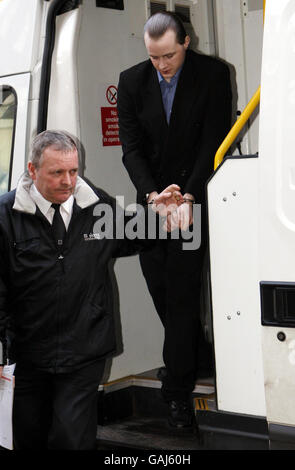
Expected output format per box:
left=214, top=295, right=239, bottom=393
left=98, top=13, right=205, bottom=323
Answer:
left=213, top=0, right=265, bottom=170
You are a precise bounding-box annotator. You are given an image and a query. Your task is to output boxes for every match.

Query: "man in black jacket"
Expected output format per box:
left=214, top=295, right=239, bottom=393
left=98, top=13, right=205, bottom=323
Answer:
left=118, top=12, right=232, bottom=427
left=0, top=130, right=178, bottom=449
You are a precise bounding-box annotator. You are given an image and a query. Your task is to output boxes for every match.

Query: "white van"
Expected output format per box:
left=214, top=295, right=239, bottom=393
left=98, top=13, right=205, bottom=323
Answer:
left=1, top=0, right=294, bottom=450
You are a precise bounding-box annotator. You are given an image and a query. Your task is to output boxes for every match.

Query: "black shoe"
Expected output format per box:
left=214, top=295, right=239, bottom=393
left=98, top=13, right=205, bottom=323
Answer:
left=168, top=400, right=194, bottom=428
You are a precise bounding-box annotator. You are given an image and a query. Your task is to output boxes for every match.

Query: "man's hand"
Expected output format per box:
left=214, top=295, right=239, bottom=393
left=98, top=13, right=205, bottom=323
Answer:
left=0, top=366, right=3, bottom=378
left=163, top=207, right=179, bottom=232
left=150, top=184, right=183, bottom=216
left=178, top=201, right=194, bottom=231
left=164, top=201, right=194, bottom=232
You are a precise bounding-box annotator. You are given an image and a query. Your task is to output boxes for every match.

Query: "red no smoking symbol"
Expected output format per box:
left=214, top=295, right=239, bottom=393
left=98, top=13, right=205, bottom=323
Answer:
left=106, top=85, right=118, bottom=105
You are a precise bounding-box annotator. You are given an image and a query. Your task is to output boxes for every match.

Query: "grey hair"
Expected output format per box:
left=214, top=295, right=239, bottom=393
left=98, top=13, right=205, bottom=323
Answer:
left=144, top=11, right=187, bottom=45
left=30, top=130, right=78, bottom=168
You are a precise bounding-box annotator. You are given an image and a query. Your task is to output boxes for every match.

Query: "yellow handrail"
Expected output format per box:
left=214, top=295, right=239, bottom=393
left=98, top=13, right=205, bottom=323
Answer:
left=263, top=0, right=266, bottom=22
left=214, top=0, right=265, bottom=170
left=214, top=86, right=261, bottom=170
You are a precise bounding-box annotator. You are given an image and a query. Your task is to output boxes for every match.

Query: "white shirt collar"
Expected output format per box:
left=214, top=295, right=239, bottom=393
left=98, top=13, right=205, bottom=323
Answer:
left=13, top=173, right=99, bottom=215
left=29, top=184, right=52, bottom=217
left=29, top=184, right=74, bottom=227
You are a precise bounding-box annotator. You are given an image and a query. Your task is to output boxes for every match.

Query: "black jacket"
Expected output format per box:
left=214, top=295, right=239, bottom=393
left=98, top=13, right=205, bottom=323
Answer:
left=0, top=175, right=143, bottom=371
left=117, top=49, right=232, bottom=204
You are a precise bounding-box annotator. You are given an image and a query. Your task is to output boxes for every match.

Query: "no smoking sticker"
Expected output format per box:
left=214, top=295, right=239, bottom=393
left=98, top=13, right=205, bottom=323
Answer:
left=106, top=85, right=118, bottom=105
left=100, top=84, right=121, bottom=146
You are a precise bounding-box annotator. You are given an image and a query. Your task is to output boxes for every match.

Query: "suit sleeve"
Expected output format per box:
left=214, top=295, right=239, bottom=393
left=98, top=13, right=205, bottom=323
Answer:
left=184, top=62, right=232, bottom=201
left=117, top=71, right=158, bottom=201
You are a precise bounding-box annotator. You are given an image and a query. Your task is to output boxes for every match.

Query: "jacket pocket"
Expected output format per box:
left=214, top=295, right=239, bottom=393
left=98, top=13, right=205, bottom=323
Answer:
left=14, top=237, right=40, bottom=253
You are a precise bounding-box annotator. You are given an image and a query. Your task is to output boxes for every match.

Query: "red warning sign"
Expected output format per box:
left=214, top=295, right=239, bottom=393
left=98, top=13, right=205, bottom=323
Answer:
left=101, top=107, right=121, bottom=146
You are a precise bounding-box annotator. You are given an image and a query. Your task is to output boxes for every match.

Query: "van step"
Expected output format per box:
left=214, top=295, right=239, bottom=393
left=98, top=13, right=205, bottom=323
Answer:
left=97, top=369, right=215, bottom=426
left=96, top=369, right=270, bottom=451
left=96, top=368, right=215, bottom=450
left=96, top=416, right=202, bottom=450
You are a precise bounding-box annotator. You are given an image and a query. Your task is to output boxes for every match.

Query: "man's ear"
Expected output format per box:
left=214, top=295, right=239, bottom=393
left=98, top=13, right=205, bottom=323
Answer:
left=27, top=161, right=37, bottom=180
left=184, top=35, right=190, bottom=50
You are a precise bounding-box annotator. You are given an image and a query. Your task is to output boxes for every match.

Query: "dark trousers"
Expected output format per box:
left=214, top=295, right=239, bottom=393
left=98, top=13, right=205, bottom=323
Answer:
left=140, top=236, right=210, bottom=402
left=12, top=359, right=105, bottom=450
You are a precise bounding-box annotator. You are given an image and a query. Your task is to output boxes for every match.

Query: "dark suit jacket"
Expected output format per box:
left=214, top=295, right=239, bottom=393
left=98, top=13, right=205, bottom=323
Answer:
left=117, top=49, right=232, bottom=204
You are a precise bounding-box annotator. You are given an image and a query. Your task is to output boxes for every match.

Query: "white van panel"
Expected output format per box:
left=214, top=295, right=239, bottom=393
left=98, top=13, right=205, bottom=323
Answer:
left=0, top=0, right=43, bottom=77
left=259, top=0, right=295, bottom=427
left=208, top=157, right=266, bottom=417
left=47, top=9, right=81, bottom=140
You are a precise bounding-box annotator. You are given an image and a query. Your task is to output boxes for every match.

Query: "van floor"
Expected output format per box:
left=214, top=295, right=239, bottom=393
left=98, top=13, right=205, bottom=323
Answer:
left=96, top=368, right=215, bottom=450
left=97, top=417, right=202, bottom=450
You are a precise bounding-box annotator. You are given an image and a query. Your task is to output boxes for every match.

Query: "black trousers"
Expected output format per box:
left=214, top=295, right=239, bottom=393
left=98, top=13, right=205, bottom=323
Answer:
left=12, top=359, right=105, bottom=450
left=140, top=235, right=211, bottom=402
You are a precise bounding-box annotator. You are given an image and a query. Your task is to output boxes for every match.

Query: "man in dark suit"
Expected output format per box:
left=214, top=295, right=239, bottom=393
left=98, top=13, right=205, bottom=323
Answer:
left=117, top=12, right=232, bottom=428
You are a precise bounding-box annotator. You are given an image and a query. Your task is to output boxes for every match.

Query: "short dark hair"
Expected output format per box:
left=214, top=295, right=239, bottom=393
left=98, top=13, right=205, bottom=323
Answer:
left=144, top=11, right=187, bottom=45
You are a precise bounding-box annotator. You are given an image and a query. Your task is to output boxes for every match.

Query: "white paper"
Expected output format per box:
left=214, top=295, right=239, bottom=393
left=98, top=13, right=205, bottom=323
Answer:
left=0, top=364, right=15, bottom=450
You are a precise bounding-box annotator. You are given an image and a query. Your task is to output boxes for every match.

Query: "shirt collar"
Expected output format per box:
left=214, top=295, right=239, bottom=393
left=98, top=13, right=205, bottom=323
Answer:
left=30, top=184, right=74, bottom=216
left=61, top=193, right=74, bottom=215
left=13, top=174, right=99, bottom=215
left=157, top=65, right=183, bottom=85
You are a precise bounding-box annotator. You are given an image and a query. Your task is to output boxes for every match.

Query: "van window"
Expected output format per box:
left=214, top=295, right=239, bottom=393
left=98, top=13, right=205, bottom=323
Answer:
left=96, top=0, right=124, bottom=10
left=0, top=87, right=16, bottom=195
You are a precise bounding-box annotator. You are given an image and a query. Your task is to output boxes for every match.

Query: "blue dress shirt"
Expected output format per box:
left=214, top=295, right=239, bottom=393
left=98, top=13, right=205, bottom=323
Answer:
left=157, top=68, right=182, bottom=124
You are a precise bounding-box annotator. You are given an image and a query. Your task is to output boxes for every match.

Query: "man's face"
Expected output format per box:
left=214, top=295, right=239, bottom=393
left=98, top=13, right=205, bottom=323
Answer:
left=144, top=29, right=190, bottom=82
left=28, top=146, right=79, bottom=204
